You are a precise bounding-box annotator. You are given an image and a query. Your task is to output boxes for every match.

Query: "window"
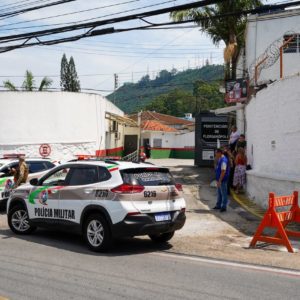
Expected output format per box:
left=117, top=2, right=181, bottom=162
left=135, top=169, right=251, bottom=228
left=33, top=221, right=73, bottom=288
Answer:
left=98, top=167, right=111, bottom=182
left=153, top=138, right=162, bottom=148
left=67, top=167, right=99, bottom=186
left=283, top=34, right=299, bottom=53
left=42, top=168, right=71, bottom=186
left=28, top=162, right=47, bottom=173
left=44, top=161, right=56, bottom=169
left=122, top=168, right=175, bottom=186
left=0, top=163, right=18, bottom=177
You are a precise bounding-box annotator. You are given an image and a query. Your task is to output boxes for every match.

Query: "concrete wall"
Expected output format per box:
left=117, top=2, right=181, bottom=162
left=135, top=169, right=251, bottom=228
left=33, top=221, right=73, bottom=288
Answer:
left=173, top=131, right=194, bottom=148
left=0, top=91, right=124, bottom=160
left=245, top=75, right=300, bottom=206
left=246, top=10, right=300, bottom=84
left=141, top=131, right=195, bottom=159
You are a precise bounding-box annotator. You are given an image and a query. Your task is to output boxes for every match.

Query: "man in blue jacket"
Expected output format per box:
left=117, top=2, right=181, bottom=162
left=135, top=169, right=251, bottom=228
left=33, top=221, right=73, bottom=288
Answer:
left=214, top=148, right=230, bottom=212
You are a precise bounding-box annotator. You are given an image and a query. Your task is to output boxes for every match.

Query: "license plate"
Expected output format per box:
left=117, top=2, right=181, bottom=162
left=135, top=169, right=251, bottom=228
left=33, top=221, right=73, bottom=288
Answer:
left=155, top=213, right=171, bottom=222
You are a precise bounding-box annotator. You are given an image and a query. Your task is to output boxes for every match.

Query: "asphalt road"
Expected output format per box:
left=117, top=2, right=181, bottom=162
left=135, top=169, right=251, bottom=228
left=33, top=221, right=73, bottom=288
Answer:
left=0, top=228, right=300, bottom=300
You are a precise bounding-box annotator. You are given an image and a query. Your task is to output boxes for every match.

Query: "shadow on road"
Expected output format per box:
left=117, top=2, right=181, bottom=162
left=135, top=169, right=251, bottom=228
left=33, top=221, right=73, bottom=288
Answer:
left=0, top=227, right=173, bottom=256
left=167, top=163, right=261, bottom=237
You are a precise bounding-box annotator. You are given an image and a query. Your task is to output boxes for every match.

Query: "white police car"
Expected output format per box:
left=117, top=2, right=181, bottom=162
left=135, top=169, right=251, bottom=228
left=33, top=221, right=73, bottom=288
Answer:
left=0, top=155, right=56, bottom=208
left=7, top=159, right=186, bottom=251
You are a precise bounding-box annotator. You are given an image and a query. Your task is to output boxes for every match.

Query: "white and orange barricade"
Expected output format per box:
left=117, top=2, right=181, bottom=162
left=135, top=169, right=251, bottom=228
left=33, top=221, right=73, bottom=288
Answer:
left=250, top=191, right=300, bottom=253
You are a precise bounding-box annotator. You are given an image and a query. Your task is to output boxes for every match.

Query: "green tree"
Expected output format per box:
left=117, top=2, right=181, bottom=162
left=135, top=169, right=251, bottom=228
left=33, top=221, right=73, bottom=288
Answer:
left=146, top=89, right=196, bottom=116
left=60, top=54, right=80, bottom=92
left=3, top=70, right=52, bottom=91
left=60, top=53, right=69, bottom=91
left=68, top=56, right=80, bottom=92
left=170, top=0, right=262, bottom=80
left=193, top=81, right=224, bottom=112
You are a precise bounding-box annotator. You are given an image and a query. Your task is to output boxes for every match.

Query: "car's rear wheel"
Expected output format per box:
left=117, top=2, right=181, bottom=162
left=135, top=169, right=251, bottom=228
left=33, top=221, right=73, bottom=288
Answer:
left=149, top=231, right=174, bottom=243
left=8, top=205, right=36, bottom=235
left=84, top=214, right=112, bottom=252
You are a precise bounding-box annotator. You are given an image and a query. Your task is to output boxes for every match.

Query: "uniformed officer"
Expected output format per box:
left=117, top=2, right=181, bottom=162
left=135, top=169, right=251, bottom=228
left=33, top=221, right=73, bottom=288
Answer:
left=14, top=156, right=29, bottom=187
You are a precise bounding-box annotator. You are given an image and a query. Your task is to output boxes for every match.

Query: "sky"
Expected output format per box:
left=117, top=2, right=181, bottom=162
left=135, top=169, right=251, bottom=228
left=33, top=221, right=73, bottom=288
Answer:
left=0, top=0, right=297, bottom=95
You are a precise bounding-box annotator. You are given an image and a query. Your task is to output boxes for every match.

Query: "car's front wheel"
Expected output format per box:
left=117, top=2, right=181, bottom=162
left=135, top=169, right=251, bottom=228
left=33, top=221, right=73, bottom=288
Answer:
left=8, top=205, right=36, bottom=235
left=84, top=214, right=112, bottom=252
left=149, top=231, right=174, bottom=243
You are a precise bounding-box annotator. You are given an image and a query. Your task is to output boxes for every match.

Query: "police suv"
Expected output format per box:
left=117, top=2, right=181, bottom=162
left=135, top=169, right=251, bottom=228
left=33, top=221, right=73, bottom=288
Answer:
left=0, top=155, right=56, bottom=207
left=7, top=159, right=186, bottom=251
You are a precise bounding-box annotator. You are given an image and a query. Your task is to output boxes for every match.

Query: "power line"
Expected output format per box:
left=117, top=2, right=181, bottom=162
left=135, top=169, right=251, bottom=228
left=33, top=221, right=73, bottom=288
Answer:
left=0, top=64, right=223, bottom=78
left=0, top=0, right=53, bottom=12
left=0, top=0, right=177, bottom=31
left=0, top=0, right=76, bottom=21
left=0, top=0, right=299, bottom=54
left=0, top=0, right=141, bottom=29
left=0, top=0, right=224, bottom=44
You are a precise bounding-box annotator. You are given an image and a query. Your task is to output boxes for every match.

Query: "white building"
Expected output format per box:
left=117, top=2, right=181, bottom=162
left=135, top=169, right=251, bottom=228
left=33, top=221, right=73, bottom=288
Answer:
left=0, top=92, right=138, bottom=161
left=236, top=8, right=300, bottom=207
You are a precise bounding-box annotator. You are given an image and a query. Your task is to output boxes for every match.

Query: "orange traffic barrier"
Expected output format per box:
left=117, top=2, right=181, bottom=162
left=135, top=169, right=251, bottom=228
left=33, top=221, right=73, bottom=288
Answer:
left=250, top=191, right=300, bottom=253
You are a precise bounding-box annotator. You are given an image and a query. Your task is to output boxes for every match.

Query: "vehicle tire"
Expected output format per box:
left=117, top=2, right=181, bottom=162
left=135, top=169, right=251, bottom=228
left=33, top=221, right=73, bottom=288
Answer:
left=83, top=214, right=112, bottom=252
left=149, top=231, right=175, bottom=243
left=8, top=205, right=36, bottom=235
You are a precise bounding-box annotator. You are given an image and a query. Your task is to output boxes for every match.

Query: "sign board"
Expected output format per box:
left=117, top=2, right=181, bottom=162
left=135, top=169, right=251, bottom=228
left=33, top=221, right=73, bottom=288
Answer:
left=195, top=113, right=229, bottom=167
left=39, top=144, right=51, bottom=157
left=202, top=150, right=215, bottom=161
left=201, top=122, right=228, bottom=143
left=225, top=79, right=248, bottom=103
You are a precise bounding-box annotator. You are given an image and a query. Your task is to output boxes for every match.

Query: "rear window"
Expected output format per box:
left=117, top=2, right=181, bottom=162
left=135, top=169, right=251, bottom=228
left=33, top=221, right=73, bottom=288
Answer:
left=121, top=168, right=175, bottom=186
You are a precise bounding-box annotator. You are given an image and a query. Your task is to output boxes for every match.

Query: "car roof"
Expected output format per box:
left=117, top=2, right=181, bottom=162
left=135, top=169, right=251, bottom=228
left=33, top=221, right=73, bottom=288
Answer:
left=62, top=160, right=167, bottom=170
left=0, top=158, right=53, bottom=165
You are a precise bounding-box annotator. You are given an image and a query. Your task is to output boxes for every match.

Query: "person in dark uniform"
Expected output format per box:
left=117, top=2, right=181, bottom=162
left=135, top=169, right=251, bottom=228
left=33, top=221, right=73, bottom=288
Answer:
left=145, top=143, right=151, bottom=159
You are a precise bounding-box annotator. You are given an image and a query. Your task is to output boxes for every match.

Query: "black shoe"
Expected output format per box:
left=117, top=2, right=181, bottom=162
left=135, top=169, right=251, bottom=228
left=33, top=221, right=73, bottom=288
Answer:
left=220, top=208, right=227, bottom=212
left=213, top=206, right=220, bottom=210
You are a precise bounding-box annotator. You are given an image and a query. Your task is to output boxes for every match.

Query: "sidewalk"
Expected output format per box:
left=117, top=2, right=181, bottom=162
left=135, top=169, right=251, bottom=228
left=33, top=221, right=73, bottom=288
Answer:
left=149, top=159, right=300, bottom=270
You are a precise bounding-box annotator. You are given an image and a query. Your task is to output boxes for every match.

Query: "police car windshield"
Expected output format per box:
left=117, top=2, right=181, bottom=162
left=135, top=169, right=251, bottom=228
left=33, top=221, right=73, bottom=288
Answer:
left=121, top=168, right=175, bottom=186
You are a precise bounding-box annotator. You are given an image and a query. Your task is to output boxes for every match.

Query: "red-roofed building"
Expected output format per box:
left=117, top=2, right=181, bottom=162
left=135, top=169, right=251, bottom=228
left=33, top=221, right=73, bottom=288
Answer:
left=129, top=111, right=195, bottom=159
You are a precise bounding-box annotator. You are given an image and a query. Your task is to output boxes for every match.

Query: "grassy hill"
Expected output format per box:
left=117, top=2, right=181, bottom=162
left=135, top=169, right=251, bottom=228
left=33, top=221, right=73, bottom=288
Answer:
left=107, top=65, right=224, bottom=114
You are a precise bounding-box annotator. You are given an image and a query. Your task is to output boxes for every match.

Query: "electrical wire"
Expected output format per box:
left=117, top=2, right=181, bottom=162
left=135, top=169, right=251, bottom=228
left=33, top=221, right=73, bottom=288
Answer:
left=0, top=0, right=224, bottom=43
left=0, top=0, right=177, bottom=31
left=0, top=0, right=141, bottom=29
left=0, top=0, right=76, bottom=21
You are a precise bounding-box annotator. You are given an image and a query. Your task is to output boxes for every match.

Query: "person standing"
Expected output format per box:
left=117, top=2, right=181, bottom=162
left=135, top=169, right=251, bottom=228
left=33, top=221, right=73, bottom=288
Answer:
left=233, top=147, right=247, bottom=194
left=229, top=125, right=240, bottom=152
left=235, top=134, right=247, bottom=151
left=14, top=156, right=29, bottom=188
left=213, top=149, right=230, bottom=212
left=145, top=143, right=151, bottom=159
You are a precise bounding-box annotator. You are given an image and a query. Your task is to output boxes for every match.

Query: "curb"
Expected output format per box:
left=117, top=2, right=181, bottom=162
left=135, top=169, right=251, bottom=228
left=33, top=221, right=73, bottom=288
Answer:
left=230, top=189, right=265, bottom=219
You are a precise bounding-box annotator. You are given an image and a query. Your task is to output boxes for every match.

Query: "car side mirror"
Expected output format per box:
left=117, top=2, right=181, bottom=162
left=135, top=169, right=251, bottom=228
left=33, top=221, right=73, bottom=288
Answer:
left=30, top=178, right=39, bottom=186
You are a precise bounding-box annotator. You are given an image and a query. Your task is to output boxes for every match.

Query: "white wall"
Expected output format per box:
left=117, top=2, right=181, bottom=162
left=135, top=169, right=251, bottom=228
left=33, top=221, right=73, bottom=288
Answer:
left=173, top=131, right=195, bottom=148
left=141, top=131, right=195, bottom=148
left=0, top=91, right=124, bottom=160
left=246, top=75, right=300, bottom=206
left=246, top=10, right=300, bottom=84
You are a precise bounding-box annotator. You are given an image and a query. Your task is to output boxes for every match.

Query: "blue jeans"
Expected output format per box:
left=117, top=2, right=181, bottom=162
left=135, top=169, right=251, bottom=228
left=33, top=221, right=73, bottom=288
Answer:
left=216, top=181, right=228, bottom=209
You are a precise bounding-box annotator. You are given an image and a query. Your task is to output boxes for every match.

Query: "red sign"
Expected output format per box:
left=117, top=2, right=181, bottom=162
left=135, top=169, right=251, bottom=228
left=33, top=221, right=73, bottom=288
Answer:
left=39, top=144, right=51, bottom=157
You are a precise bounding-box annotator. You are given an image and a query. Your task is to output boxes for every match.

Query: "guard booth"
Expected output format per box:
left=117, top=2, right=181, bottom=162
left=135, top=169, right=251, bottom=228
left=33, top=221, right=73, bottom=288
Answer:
left=195, top=112, right=229, bottom=167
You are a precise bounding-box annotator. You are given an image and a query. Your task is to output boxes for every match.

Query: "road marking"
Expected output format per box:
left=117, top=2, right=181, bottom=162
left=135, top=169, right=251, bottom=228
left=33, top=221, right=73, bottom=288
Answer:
left=153, top=252, right=300, bottom=277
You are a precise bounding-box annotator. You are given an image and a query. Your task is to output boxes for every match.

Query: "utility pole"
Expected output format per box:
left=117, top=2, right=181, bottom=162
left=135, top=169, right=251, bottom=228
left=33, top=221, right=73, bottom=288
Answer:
left=113, top=73, right=118, bottom=104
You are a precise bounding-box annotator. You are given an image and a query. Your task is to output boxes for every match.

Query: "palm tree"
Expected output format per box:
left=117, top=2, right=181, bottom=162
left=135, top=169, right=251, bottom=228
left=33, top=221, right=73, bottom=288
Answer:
left=3, top=70, right=53, bottom=91
left=170, top=0, right=262, bottom=80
